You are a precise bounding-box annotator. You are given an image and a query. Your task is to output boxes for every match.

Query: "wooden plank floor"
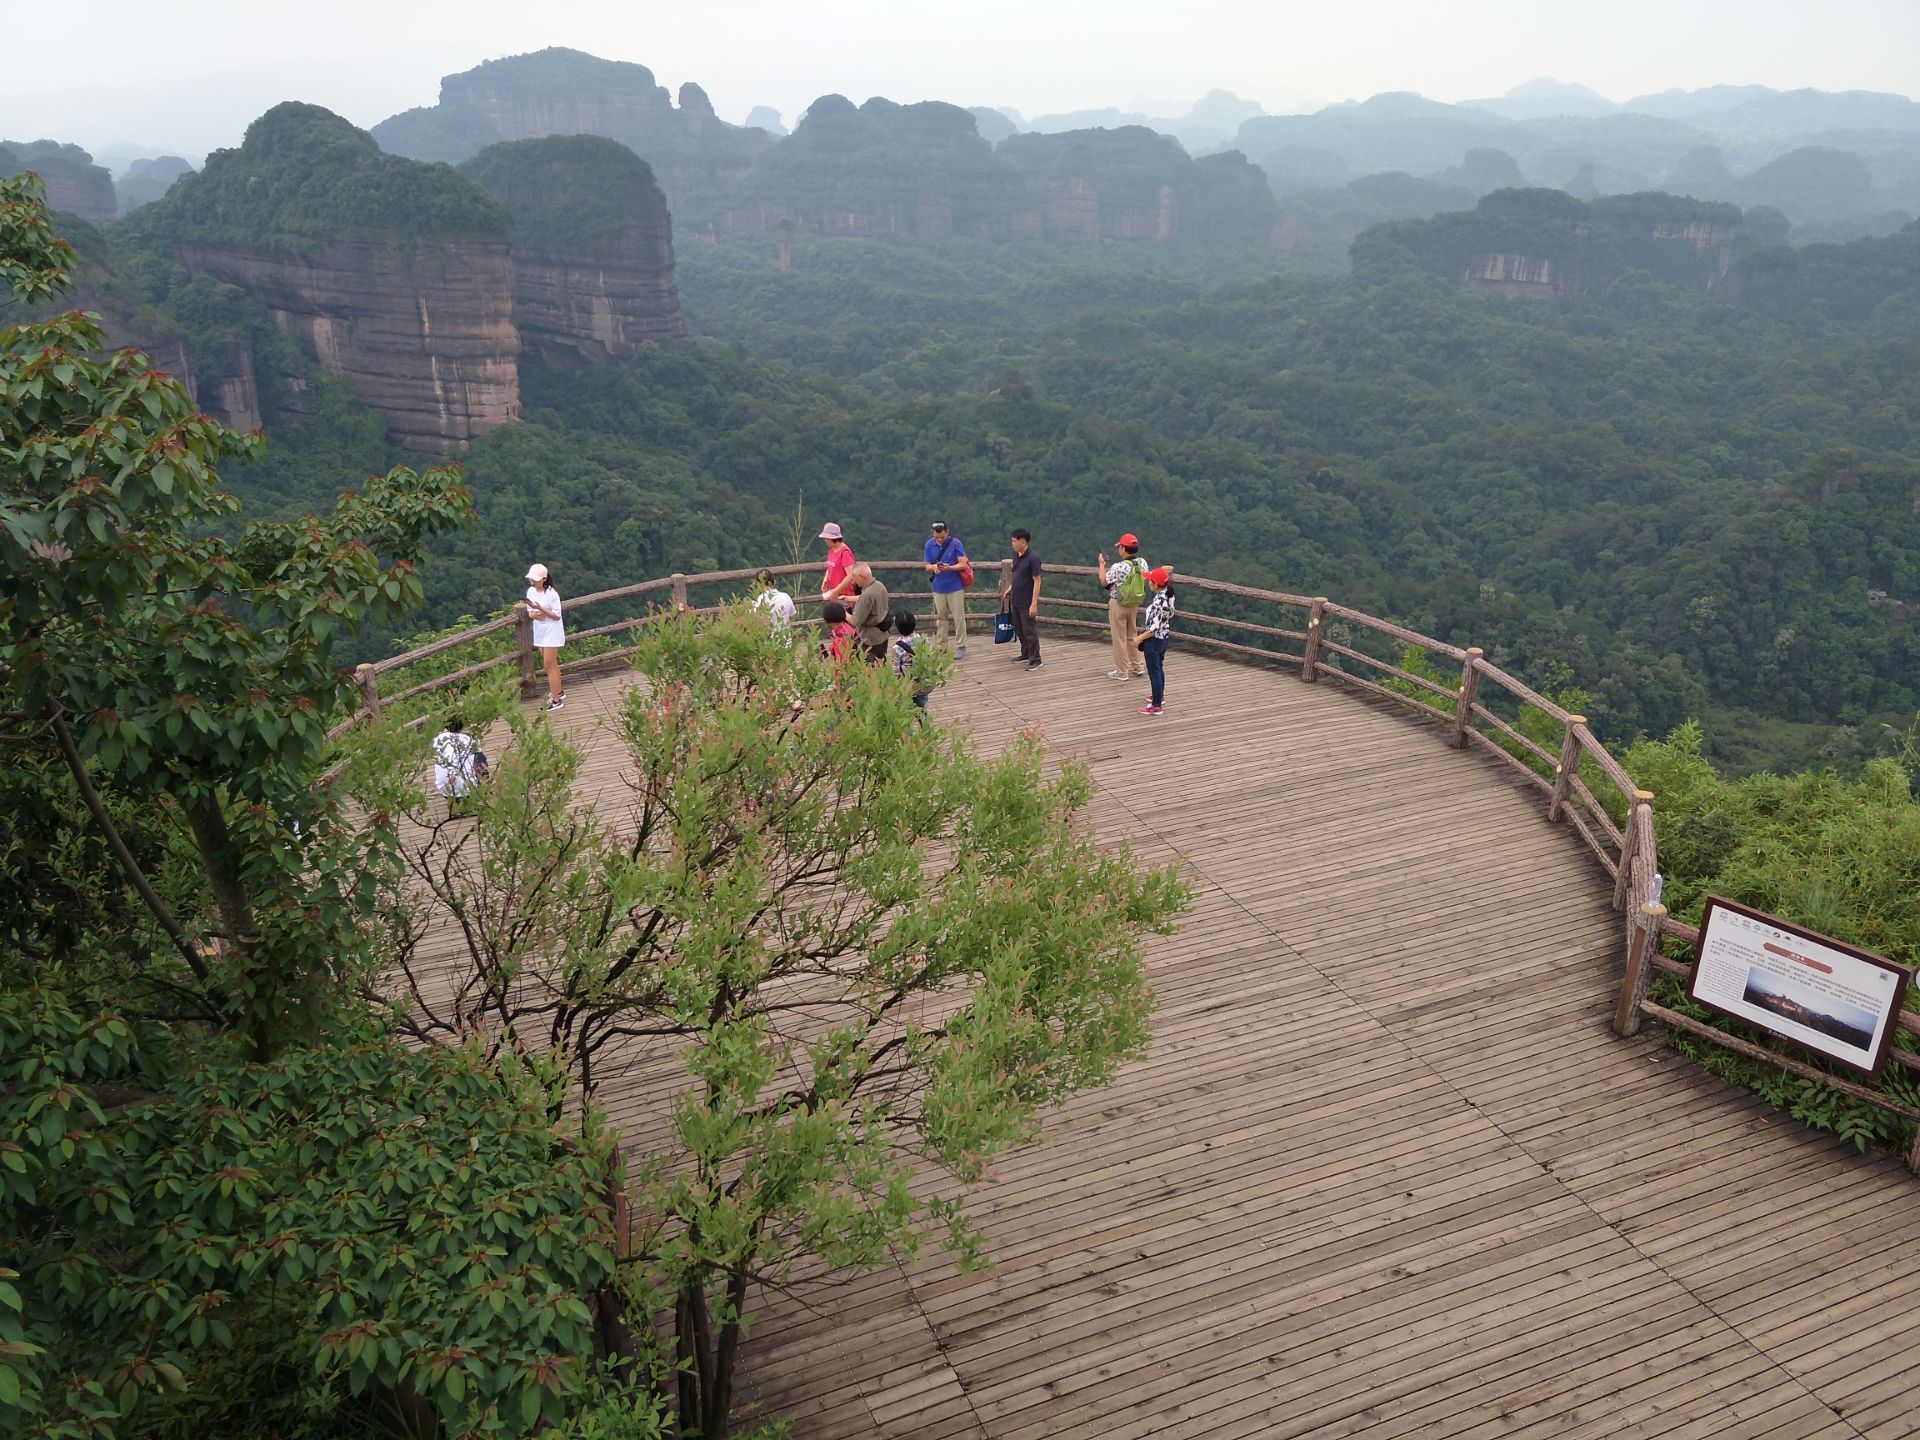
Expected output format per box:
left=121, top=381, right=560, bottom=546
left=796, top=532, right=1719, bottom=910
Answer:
left=489, top=638, right=1920, bottom=1439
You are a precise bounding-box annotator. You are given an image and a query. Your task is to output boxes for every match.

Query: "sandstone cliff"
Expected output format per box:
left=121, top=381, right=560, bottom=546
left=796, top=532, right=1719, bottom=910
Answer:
left=462, top=136, right=686, bottom=365
left=137, top=104, right=520, bottom=452
left=1363, top=188, right=1747, bottom=298
left=1000, top=127, right=1282, bottom=246
left=172, top=241, right=517, bottom=450
left=1, top=140, right=116, bottom=221
left=695, top=95, right=1040, bottom=241
left=115, top=155, right=195, bottom=216
left=372, top=48, right=771, bottom=212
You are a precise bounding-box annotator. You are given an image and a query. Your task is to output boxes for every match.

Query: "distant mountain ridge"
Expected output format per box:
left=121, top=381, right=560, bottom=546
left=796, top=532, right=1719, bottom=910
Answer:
left=363, top=52, right=1918, bottom=255
left=371, top=47, right=771, bottom=211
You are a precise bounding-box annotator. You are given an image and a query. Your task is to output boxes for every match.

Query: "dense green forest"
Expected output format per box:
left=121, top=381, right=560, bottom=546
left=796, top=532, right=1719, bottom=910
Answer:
left=188, top=209, right=1920, bottom=777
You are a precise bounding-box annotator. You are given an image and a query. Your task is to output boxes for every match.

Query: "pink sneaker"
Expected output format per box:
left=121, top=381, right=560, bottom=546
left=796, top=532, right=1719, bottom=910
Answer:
left=1138, top=703, right=1162, bottom=715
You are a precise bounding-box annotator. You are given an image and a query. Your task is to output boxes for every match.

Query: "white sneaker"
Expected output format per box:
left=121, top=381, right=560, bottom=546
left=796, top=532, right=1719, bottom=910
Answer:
left=546, top=696, right=565, bottom=712
left=1107, top=669, right=1129, bottom=680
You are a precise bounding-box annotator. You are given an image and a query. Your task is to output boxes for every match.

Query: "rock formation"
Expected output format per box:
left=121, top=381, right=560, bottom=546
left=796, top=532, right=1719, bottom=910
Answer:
left=138, top=103, right=519, bottom=452
left=745, top=106, right=787, bottom=137
left=1362, top=188, right=1749, bottom=297
left=461, top=136, right=686, bottom=365
left=1000, top=127, right=1282, bottom=246
left=0, top=140, right=116, bottom=221
left=115, top=156, right=195, bottom=215
left=700, top=96, right=1040, bottom=241
left=372, top=48, right=771, bottom=212
left=170, top=241, right=518, bottom=449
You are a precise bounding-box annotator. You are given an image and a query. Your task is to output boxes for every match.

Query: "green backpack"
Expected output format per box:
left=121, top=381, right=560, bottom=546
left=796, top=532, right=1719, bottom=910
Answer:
left=1117, top=558, right=1148, bottom=607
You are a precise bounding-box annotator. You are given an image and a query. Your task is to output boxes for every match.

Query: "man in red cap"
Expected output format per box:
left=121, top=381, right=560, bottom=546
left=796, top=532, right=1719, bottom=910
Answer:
left=1097, top=534, right=1149, bottom=680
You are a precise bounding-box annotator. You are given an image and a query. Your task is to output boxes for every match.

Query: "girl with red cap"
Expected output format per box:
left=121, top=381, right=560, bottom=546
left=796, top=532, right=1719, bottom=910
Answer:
left=1135, top=567, right=1175, bottom=715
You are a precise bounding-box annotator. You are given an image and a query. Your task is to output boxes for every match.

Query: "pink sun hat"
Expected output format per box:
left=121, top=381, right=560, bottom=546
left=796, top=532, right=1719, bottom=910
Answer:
left=818, top=522, right=844, bottom=541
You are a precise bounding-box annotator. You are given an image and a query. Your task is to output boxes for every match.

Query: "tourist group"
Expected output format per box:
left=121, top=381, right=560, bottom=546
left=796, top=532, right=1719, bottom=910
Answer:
left=430, top=531, right=1176, bottom=805
left=753, top=520, right=1176, bottom=713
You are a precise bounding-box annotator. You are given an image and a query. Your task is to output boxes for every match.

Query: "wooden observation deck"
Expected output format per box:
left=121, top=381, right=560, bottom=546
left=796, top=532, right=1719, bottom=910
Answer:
left=353, top=566, right=1920, bottom=1439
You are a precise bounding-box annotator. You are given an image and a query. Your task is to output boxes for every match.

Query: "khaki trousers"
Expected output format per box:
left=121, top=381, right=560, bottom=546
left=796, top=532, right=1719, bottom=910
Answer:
left=1109, top=596, right=1143, bottom=674
left=932, top=589, right=968, bottom=648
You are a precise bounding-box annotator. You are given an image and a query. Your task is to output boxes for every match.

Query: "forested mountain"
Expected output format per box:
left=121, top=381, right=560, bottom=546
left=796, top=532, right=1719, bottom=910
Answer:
left=10, top=61, right=1920, bottom=776
left=362, top=50, right=1920, bottom=264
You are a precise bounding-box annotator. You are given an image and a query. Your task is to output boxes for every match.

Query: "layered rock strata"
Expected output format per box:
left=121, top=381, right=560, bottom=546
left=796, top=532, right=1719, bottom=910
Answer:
left=174, top=241, right=518, bottom=450
left=1, top=140, right=116, bottom=221
left=462, top=136, right=687, bottom=365
left=139, top=104, right=521, bottom=452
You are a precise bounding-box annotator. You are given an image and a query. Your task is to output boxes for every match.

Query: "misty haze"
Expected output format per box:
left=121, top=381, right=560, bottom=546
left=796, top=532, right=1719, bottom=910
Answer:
left=6, top=3, right=1920, bottom=1438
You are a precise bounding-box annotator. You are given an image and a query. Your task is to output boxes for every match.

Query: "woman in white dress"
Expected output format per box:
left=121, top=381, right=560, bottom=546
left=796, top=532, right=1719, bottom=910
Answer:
left=524, top=563, right=566, bottom=711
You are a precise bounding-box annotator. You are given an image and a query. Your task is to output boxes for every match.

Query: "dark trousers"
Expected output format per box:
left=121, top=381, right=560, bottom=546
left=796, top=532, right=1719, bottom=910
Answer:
left=1142, top=636, right=1168, bottom=705
left=1011, top=603, right=1039, bottom=661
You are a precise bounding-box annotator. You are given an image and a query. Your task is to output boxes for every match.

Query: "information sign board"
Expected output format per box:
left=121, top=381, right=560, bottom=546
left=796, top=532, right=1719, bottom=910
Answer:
left=1688, top=897, right=1911, bottom=1078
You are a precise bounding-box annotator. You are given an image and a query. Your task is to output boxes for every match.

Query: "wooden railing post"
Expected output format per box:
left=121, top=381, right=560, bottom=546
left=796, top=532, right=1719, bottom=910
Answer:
left=1547, top=714, right=1586, bottom=821
left=354, top=663, right=380, bottom=723
left=671, top=573, right=689, bottom=611
left=513, top=604, right=538, bottom=700
left=1451, top=648, right=1482, bottom=748
left=1300, top=597, right=1328, bottom=683
left=1612, top=791, right=1654, bottom=909
left=1613, top=902, right=1666, bottom=1037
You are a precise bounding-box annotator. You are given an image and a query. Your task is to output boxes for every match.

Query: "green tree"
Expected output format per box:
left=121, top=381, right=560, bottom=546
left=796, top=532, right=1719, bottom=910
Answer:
left=0, top=984, right=636, bottom=1439
left=357, top=609, right=1190, bottom=1437
left=0, top=171, right=472, bottom=1055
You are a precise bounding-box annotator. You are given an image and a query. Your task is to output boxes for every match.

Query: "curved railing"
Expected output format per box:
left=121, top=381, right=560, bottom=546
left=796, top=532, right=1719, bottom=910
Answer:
left=332, top=560, right=1920, bottom=1165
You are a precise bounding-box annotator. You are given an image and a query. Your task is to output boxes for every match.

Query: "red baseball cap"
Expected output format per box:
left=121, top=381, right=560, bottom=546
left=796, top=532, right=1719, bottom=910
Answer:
left=1116, top=533, right=1139, bottom=548
left=1146, top=566, right=1172, bottom=585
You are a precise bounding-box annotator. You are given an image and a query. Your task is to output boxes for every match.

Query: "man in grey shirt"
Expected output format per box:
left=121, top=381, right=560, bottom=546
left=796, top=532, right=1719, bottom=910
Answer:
left=847, top=563, right=892, bottom=657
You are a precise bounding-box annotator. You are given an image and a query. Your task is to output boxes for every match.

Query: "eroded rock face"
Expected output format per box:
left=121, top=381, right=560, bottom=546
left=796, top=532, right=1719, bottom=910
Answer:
left=1462, top=252, right=1581, bottom=297
left=1, top=140, right=115, bottom=221
left=1001, top=126, right=1280, bottom=246
left=450, top=83, right=674, bottom=148
left=374, top=50, right=772, bottom=212
left=509, top=252, right=684, bottom=363
left=461, top=136, right=687, bottom=365
left=696, top=95, right=1041, bottom=241
left=175, top=241, right=519, bottom=451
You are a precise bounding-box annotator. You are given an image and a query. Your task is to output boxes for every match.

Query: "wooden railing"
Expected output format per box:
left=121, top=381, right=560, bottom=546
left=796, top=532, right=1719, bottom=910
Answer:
left=332, top=560, right=1920, bottom=1169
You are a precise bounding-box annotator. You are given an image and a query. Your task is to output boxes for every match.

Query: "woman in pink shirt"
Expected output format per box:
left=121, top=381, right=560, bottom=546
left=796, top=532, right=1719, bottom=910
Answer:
left=819, top=522, right=857, bottom=601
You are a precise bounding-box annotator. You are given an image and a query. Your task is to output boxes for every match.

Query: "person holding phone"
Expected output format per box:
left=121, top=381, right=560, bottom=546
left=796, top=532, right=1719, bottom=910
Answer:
left=524, top=563, right=566, bottom=712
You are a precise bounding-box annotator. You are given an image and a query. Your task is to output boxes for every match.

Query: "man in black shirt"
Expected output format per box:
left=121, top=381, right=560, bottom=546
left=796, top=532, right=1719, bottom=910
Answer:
left=1003, top=528, right=1043, bottom=670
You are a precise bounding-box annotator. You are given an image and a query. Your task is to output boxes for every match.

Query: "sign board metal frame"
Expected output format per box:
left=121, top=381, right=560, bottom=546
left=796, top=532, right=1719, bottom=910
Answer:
left=1687, top=895, right=1912, bottom=1079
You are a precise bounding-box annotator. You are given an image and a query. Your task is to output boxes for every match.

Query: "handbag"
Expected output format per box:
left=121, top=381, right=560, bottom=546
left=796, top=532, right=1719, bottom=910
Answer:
left=993, top=609, right=1015, bottom=644
left=956, top=557, right=975, bottom=588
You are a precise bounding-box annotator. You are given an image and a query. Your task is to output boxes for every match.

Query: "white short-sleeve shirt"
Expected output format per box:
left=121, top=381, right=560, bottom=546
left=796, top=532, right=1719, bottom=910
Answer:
left=432, top=729, right=478, bottom=797
left=526, top=585, right=565, bottom=648
left=753, top=587, right=796, bottom=630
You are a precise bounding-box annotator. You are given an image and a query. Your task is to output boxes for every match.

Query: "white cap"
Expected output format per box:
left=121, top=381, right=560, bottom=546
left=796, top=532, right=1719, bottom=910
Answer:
left=525, top=563, right=548, bottom=583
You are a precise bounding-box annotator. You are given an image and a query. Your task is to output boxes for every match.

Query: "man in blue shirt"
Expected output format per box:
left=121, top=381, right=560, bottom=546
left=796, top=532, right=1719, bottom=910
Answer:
left=923, top=520, right=970, bottom=658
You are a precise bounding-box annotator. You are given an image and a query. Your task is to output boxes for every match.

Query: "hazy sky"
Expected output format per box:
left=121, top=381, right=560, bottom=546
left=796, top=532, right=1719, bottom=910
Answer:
left=6, top=0, right=1917, bottom=160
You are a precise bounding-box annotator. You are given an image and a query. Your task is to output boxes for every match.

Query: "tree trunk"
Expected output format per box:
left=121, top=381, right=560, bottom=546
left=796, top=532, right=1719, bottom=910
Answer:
left=702, top=1270, right=750, bottom=1440
left=183, top=799, right=275, bottom=1056
left=676, top=1279, right=720, bottom=1437
left=49, top=710, right=211, bottom=985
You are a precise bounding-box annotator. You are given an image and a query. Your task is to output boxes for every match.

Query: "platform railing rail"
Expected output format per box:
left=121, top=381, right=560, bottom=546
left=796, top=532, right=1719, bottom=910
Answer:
left=332, top=559, right=1920, bottom=1167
